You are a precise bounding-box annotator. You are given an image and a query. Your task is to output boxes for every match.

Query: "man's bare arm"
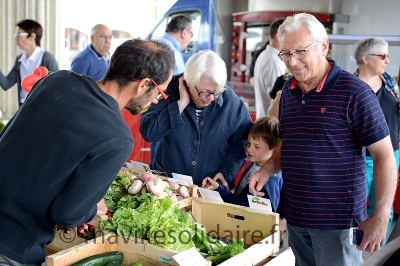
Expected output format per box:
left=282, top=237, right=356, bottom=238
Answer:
left=358, top=136, right=397, bottom=253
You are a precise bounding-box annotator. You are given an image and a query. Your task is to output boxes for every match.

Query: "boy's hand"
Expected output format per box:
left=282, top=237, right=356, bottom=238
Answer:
left=201, top=177, right=220, bottom=190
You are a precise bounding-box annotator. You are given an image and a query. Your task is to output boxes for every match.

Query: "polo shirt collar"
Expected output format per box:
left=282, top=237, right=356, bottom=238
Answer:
left=290, top=60, right=339, bottom=93
left=18, top=46, right=42, bottom=62
left=89, top=44, right=109, bottom=60
left=163, top=33, right=183, bottom=51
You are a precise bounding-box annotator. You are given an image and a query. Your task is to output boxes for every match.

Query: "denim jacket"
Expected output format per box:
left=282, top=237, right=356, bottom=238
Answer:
left=140, top=74, right=252, bottom=186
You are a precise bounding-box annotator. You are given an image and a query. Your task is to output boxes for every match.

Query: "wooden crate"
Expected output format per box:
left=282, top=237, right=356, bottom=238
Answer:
left=48, top=198, right=279, bottom=266
left=46, top=185, right=198, bottom=253
left=46, top=215, right=109, bottom=253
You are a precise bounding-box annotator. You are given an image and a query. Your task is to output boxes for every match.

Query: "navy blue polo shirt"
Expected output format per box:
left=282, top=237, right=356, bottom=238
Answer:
left=279, top=60, right=389, bottom=229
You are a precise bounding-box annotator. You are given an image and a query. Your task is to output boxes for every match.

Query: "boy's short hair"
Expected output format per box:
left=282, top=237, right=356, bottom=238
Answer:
left=248, top=117, right=280, bottom=149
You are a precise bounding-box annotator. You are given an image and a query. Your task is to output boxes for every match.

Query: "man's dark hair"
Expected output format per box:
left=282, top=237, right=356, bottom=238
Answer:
left=166, top=15, right=192, bottom=33
left=103, top=39, right=175, bottom=89
left=16, top=19, right=43, bottom=46
left=269, top=18, right=285, bottom=39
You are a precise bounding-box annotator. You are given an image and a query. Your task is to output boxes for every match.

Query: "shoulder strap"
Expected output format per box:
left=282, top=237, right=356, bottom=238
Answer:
left=381, top=72, right=400, bottom=102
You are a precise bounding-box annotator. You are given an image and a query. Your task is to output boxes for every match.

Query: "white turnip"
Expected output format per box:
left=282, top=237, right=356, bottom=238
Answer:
left=128, top=180, right=144, bottom=195
left=178, top=185, right=190, bottom=199
left=154, top=192, right=169, bottom=199
left=138, top=172, right=156, bottom=182
left=146, top=177, right=165, bottom=196
left=163, top=181, right=170, bottom=188
left=129, top=174, right=138, bottom=183
left=169, top=182, right=180, bottom=191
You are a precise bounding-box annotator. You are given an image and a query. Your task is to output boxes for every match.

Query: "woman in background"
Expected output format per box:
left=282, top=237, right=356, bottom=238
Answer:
left=0, top=19, right=59, bottom=106
left=354, top=37, right=400, bottom=245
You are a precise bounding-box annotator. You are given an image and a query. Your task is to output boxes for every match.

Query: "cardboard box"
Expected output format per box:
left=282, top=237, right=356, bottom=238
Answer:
left=47, top=198, right=279, bottom=266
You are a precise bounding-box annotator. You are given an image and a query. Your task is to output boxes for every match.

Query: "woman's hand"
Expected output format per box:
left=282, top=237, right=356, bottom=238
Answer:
left=178, top=76, right=191, bottom=113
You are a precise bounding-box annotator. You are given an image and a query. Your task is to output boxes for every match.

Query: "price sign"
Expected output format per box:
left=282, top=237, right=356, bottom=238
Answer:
left=172, top=247, right=209, bottom=266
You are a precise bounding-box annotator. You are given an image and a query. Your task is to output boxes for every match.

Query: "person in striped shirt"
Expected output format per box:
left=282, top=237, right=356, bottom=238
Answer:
left=248, top=13, right=397, bottom=266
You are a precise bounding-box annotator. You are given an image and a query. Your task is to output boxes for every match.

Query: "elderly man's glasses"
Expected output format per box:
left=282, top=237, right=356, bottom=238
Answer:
left=136, top=79, right=168, bottom=101
left=369, top=54, right=389, bottom=60
left=99, top=35, right=113, bottom=40
left=14, top=32, right=29, bottom=38
left=278, top=41, right=318, bottom=62
left=194, top=85, right=222, bottom=99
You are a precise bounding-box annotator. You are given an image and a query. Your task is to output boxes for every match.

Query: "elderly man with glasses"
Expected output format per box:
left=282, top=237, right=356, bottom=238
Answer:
left=140, top=50, right=252, bottom=188
left=158, top=15, right=193, bottom=76
left=71, top=24, right=113, bottom=81
left=249, top=13, right=397, bottom=266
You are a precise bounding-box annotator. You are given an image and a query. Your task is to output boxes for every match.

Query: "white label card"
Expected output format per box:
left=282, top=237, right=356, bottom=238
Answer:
left=247, top=195, right=272, bottom=212
left=172, top=247, right=209, bottom=266
left=129, top=160, right=149, bottom=173
left=198, top=187, right=224, bottom=202
left=172, top=173, right=194, bottom=185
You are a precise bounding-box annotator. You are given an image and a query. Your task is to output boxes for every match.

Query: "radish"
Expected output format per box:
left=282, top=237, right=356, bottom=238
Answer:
left=128, top=180, right=144, bottom=195
left=138, top=172, right=156, bottom=182
left=146, top=177, right=165, bottom=196
left=178, top=185, right=190, bottom=199
left=169, top=182, right=180, bottom=191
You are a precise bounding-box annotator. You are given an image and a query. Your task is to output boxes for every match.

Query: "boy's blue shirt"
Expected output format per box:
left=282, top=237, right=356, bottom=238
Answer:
left=216, top=162, right=284, bottom=216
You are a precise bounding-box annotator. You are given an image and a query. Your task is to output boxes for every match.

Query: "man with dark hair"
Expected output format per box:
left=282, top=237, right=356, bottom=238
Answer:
left=159, top=15, right=193, bottom=75
left=0, top=39, right=174, bottom=265
left=253, top=18, right=286, bottom=118
left=71, top=24, right=113, bottom=81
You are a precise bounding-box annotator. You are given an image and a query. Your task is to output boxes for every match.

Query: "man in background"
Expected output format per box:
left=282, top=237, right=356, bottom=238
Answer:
left=253, top=18, right=286, bottom=119
left=71, top=24, right=112, bottom=80
left=158, top=15, right=193, bottom=75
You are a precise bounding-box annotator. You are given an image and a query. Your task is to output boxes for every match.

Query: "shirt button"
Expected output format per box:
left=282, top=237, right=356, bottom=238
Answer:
left=200, top=121, right=205, bottom=126
left=302, top=100, right=305, bottom=104
left=195, top=140, right=200, bottom=145
left=192, top=161, right=197, bottom=165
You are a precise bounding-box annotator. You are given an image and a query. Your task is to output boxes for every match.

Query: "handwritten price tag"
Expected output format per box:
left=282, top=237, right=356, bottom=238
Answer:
left=247, top=195, right=272, bottom=212
left=172, top=247, right=208, bottom=266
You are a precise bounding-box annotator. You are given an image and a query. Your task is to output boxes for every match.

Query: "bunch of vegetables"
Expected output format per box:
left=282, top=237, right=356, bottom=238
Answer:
left=104, top=167, right=190, bottom=213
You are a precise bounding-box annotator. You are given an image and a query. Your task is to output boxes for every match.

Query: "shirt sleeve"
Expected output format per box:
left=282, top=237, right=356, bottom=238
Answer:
left=49, top=139, right=132, bottom=227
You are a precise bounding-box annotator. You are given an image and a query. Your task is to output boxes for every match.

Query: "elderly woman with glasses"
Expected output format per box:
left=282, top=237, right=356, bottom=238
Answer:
left=140, top=50, right=252, bottom=188
left=354, top=37, right=400, bottom=245
left=0, top=19, right=59, bottom=106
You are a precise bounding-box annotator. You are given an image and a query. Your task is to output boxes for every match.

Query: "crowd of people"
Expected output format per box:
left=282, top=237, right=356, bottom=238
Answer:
left=0, top=12, right=399, bottom=266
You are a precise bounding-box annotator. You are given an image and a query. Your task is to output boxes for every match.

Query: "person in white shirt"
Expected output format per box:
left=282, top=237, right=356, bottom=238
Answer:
left=0, top=19, right=59, bottom=106
left=253, top=18, right=286, bottom=119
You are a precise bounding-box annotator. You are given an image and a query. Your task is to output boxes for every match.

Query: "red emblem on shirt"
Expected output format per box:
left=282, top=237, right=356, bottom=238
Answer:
left=321, top=108, right=326, bottom=113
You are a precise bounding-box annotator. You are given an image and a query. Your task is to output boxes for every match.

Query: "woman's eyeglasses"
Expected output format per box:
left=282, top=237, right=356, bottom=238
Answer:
left=369, top=54, right=389, bottom=60
left=194, top=85, right=222, bottom=99
left=14, top=32, right=29, bottom=38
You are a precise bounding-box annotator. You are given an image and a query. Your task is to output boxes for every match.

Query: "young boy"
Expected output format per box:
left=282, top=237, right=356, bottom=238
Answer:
left=202, top=116, right=285, bottom=242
